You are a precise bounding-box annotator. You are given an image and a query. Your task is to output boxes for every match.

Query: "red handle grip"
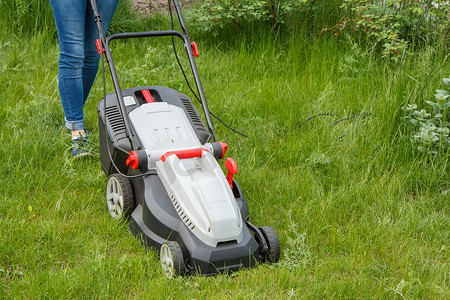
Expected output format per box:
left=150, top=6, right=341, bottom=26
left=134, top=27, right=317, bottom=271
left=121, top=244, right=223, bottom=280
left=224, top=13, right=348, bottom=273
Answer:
left=161, top=148, right=209, bottom=162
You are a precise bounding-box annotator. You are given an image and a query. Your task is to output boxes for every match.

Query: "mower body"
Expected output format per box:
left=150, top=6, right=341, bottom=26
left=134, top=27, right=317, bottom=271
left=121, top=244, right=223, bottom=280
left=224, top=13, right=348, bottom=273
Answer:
left=93, top=0, right=279, bottom=276
left=98, top=86, right=262, bottom=275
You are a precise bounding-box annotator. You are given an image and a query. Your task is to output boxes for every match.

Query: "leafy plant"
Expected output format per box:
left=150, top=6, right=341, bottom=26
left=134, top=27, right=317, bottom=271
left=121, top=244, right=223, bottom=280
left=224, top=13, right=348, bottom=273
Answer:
left=403, top=75, right=450, bottom=154
left=280, top=223, right=312, bottom=270
left=190, top=0, right=311, bottom=36
left=325, top=0, right=450, bottom=60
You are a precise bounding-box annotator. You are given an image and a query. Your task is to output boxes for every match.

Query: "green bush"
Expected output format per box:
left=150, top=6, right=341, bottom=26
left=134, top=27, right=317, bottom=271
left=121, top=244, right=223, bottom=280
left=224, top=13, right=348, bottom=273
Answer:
left=325, top=0, right=450, bottom=60
left=189, top=0, right=314, bottom=36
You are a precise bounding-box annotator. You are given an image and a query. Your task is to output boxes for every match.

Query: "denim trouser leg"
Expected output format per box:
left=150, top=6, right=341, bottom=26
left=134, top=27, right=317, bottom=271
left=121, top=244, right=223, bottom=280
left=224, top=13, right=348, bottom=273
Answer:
left=50, top=0, right=119, bottom=131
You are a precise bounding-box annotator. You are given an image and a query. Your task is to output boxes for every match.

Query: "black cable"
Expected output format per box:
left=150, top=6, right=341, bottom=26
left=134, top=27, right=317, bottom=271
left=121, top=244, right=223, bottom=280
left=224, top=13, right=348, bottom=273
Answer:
left=168, top=0, right=248, bottom=138
left=294, top=112, right=372, bottom=139
left=100, top=0, right=370, bottom=161
left=335, top=112, right=371, bottom=139
left=295, top=113, right=341, bottom=129
left=330, top=112, right=371, bottom=128
left=210, top=111, right=249, bottom=138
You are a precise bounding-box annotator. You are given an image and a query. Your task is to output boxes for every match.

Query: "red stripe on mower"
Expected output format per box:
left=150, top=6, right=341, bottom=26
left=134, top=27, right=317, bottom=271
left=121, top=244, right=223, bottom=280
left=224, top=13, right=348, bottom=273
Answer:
left=142, top=90, right=154, bottom=103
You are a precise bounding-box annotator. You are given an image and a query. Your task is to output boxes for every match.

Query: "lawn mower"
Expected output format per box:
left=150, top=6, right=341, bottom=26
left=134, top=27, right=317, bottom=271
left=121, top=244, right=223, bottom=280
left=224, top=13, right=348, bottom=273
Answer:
left=91, top=0, right=280, bottom=276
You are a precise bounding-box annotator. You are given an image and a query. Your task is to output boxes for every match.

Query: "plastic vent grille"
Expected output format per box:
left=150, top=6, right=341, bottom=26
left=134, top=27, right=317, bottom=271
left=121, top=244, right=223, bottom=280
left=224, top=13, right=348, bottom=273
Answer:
left=170, top=194, right=195, bottom=230
left=105, top=105, right=126, bottom=134
left=181, top=98, right=205, bottom=129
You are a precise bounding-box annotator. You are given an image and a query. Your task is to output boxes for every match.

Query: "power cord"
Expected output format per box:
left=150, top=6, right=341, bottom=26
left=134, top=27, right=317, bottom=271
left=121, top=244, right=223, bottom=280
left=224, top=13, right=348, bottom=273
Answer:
left=294, top=113, right=341, bottom=129
left=294, top=112, right=372, bottom=139
left=168, top=0, right=249, bottom=138
left=166, top=1, right=371, bottom=140
left=99, top=2, right=372, bottom=179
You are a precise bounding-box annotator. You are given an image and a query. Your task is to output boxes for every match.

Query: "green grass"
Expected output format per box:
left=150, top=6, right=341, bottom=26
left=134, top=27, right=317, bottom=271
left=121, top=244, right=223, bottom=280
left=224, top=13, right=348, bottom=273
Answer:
left=0, top=14, right=449, bottom=299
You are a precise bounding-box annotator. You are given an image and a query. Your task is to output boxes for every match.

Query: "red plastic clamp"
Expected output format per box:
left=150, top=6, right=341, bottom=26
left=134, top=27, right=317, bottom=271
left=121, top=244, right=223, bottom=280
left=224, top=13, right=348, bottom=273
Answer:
left=126, top=151, right=139, bottom=169
left=95, top=39, right=104, bottom=55
left=225, top=158, right=238, bottom=189
left=219, top=142, right=228, bottom=159
left=191, top=42, right=199, bottom=57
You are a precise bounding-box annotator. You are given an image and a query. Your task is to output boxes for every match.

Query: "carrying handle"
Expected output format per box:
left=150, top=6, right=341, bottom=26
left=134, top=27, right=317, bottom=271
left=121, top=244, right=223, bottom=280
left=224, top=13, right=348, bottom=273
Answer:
left=160, top=148, right=209, bottom=162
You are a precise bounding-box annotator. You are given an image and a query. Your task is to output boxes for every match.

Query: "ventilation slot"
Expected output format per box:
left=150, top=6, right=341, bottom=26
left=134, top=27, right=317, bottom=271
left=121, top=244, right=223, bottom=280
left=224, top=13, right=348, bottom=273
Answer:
left=217, top=240, right=238, bottom=247
left=181, top=98, right=205, bottom=129
left=170, top=195, right=195, bottom=230
left=105, top=105, right=126, bottom=134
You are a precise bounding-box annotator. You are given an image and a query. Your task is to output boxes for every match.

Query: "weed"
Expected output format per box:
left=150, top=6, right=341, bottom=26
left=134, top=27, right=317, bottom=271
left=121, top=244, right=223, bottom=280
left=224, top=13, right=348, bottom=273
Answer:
left=402, top=75, right=450, bottom=154
left=281, top=223, right=312, bottom=271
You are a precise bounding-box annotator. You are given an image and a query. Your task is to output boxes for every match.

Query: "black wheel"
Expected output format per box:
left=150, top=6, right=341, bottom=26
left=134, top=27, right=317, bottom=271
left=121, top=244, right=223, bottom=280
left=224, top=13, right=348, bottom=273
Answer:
left=160, top=241, right=185, bottom=277
left=259, top=226, right=281, bottom=263
left=106, top=173, right=134, bottom=219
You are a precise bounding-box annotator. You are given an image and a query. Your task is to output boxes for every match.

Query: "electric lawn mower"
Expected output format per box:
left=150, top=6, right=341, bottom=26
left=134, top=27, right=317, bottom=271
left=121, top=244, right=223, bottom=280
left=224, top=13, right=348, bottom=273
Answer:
left=91, top=0, right=280, bottom=276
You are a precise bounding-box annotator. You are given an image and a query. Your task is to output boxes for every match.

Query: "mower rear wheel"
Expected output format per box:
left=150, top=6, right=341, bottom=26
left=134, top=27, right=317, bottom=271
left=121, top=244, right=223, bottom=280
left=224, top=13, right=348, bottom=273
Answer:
left=106, top=174, right=134, bottom=219
left=259, top=226, right=281, bottom=263
left=160, top=241, right=185, bottom=277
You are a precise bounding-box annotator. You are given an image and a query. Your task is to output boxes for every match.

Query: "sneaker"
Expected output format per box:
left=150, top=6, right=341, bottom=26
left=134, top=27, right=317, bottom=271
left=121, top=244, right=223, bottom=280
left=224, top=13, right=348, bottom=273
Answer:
left=71, top=134, right=91, bottom=158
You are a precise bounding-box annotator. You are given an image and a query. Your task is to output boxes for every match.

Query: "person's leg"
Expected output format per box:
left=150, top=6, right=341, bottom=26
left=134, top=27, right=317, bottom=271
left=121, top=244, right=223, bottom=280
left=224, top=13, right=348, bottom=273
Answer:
left=50, top=0, right=87, bottom=132
left=82, top=0, right=120, bottom=106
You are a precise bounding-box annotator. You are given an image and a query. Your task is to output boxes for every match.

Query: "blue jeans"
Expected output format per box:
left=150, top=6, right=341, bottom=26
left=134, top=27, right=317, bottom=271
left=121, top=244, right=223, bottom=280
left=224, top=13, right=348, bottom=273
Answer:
left=50, top=0, right=119, bottom=131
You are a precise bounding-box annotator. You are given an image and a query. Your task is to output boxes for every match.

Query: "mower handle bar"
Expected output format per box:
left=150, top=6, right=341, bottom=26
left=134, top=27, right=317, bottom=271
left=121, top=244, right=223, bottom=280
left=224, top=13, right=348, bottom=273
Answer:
left=104, top=30, right=217, bottom=142
left=90, top=0, right=217, bottom=151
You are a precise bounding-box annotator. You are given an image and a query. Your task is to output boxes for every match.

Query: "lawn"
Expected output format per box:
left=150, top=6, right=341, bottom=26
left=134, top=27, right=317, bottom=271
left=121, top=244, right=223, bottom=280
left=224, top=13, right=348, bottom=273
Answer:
left=0, top=8, right=449, bottom=299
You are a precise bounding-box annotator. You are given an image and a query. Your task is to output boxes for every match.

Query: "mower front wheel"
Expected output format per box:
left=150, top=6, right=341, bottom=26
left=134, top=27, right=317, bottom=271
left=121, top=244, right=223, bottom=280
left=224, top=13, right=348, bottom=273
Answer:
left=259, top=226, right=281, bottom=263
left=160, top=241, right=185, bottom=277
left=106, top=174, right=134, bottom=219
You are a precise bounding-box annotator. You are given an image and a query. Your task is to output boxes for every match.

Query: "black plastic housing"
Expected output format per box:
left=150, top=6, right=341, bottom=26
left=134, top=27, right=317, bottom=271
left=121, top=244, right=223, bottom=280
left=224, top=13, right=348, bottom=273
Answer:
left=129, top=175, right=259, bottom=275
left=98, top=86, right=266, bottom=275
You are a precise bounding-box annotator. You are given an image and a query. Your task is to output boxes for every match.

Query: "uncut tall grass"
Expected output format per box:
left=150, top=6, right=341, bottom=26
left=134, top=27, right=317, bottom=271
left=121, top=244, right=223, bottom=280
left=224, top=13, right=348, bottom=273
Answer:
left=0, top=1, right=449, bottom=299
